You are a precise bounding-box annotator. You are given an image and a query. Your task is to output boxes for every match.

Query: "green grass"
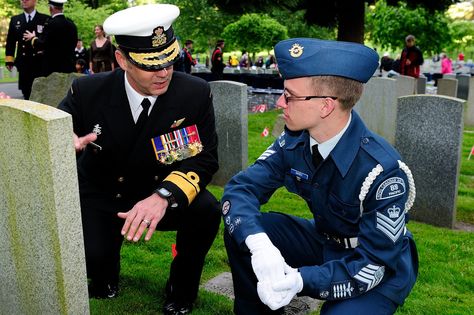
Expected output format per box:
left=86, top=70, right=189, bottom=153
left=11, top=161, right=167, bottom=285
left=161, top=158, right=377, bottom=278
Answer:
left=89, top=109, right=474, bottom=314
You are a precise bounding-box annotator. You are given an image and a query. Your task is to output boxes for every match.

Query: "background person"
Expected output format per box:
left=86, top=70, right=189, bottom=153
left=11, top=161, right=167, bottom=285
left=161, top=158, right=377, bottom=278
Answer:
left=23, top=0, right=77, bottom=76
left=399, top=34, right=423, bottom=78
left=441, top=53, right=453, bottom=74
left=222, top=38, right=418, bottom=314
left=5, top=0, right=48, bottom=99
left=74, top=38, right=89, bottom=71
left=58, top=4, right=220, bottom=315
left=89, top=24, right=115, bottom=73
left=211, top=39, right=225, bottom=80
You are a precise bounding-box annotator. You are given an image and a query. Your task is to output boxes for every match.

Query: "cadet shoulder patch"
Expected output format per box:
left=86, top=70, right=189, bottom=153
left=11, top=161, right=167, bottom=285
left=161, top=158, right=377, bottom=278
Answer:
left=258, top=144, right=276, bottom=161
left=354, top=264, right=385, bottom=291
left=375, top=177, right=405, bottom=200
left=222, top=200, right=231, bottom=215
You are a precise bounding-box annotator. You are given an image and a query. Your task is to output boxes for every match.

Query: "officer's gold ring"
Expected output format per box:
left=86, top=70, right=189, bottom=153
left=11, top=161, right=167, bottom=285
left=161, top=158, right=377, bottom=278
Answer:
left=142, top=219, right=151, bottom=228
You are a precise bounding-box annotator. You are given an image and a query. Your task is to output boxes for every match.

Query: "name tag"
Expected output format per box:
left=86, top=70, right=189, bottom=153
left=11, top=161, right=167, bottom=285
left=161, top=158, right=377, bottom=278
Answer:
left=290, top=168, right=309, bottom=180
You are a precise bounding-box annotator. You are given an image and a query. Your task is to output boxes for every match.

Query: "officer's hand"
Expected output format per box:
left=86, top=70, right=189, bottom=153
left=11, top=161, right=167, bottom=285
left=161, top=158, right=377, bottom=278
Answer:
left=117, top=193, right=168, bottom=242
left=6, top=62, right=13, bottom=71
left=257, top=263, right=303, bottom=310
left=245, top=233, right=287, bottom=284
left=23, top=30, right=36, bottom=41
left=73, top=132, right=97, bottom=152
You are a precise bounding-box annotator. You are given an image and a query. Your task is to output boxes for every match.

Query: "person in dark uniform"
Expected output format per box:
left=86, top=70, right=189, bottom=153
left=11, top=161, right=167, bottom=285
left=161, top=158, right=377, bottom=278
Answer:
left=174, top=39, right=197, bottom=74
left=58, top=4, right=220, bottom=315
left=222, top=38, right=418, bottom=314
left=23, top=0, right=77, bottom=76
left=5, top=0, right=48, bottom=100
left=211, top=39, right=225, bottom=80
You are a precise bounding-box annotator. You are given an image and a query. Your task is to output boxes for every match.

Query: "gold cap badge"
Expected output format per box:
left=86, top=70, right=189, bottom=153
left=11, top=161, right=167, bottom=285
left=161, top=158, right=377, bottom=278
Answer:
left=289, top=43, right=304, bottom=58
left=152, top=26, right=167, bottom=47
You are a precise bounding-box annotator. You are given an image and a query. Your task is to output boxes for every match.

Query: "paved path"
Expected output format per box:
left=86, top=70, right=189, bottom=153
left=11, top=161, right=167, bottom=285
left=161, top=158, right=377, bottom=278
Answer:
left=0, top=82, right=24, bottom=99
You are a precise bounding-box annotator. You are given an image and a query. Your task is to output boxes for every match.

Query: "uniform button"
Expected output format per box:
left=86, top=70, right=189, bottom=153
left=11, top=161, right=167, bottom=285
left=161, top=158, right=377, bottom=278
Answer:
left=362, top=137, right=369, bottom=145
left=115, top=193, right=122, bottom=199
left=22, top=53, right=25, bottom=56
left=118, top=176, right=124, bottom=183
left=154, top=175, right=159, bottom=181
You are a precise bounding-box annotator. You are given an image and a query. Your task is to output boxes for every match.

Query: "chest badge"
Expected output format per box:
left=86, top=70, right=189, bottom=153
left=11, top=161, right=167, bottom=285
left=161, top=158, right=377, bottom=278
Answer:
left=290, top=168, right=309, bottom=180
left=170, top=118, right=185, bottom=128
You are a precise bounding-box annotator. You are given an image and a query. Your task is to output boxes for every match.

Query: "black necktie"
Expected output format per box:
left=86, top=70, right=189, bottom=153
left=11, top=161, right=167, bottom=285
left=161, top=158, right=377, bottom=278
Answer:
left=312, top=144, right=323, bottom=168
left=135, top=98, right=151, bottom=130
left=27, top=15, right=31, bottom=23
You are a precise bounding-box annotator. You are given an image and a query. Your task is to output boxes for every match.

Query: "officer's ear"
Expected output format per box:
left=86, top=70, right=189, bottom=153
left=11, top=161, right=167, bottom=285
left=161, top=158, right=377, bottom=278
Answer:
left=319, top=97, right=336, bottom=118
left=115, top=49, right=129, bottom=72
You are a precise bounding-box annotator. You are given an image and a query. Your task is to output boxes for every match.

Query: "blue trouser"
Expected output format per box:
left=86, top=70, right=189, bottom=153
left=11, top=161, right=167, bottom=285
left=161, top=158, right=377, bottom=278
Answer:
left=224, top=212, right=398, bottom=315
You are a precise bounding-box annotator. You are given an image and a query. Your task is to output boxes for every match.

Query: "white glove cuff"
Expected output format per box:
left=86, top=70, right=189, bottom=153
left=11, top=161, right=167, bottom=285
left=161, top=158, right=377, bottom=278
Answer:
left=245, top=233, right=273, bottom=253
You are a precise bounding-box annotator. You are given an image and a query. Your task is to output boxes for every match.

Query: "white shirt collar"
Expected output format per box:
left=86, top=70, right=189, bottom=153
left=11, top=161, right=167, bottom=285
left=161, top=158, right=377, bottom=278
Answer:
left=124, top=72, right=157, bottom=123
left=51, top=13, right=64, bottom=18
left=310, top=112, right=352, bottom=159
left=24, top=10, right=36, bottom=20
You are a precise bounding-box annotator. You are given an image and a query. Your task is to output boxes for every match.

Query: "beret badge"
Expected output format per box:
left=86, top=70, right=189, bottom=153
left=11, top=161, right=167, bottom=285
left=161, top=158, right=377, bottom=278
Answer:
left=289, top=43, right=304, bottom=58
left=152, top=26, right=167, bottom=47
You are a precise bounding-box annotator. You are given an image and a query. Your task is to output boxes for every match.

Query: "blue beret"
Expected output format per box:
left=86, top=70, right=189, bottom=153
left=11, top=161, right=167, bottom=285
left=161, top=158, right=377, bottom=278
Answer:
left=275, top=38, right=379, bottom=83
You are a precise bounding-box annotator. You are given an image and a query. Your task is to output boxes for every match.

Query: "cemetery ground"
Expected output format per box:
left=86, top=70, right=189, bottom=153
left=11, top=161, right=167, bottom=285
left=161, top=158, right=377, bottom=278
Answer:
left=90, top=110, right=474, bottom=315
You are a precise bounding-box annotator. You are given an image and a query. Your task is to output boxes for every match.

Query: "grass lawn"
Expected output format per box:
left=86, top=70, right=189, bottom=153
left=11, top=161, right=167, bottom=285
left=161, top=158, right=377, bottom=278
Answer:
left=89, top=109, right=473, bottom=314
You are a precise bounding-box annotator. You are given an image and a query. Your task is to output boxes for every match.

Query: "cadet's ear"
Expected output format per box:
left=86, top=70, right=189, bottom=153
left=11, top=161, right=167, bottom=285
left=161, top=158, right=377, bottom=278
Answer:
left=319, top=97, right=336, bottom=118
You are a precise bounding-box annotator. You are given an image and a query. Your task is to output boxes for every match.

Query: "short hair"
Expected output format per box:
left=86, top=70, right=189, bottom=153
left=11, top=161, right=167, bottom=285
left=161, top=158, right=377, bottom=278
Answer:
left=216, top=39, right=225, bottom=46
left=405, top=35, right=415, bottom=42
left=185, top=39, right=193, bottom=46
left=310, top=76, right=364, bottom=110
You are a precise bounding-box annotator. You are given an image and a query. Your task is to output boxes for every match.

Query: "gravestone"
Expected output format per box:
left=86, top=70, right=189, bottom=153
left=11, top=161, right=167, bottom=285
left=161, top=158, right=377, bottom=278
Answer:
left=210, top=81, right=248, bottom=185
left=443, top=73, right=456, bottom=79
left=396, top=75, right=417, bottom=96
left=416, top=76, right=427, bottom=94
left=203, top=272, right=322, bottom=315
left=0, top=99, right=89, bottom=313
left=0, top=66, right=4, bottom=80
left=456, top=74, right=470, bottom=101
left=437, top=78, right=458, bottom=97
left=465, top=77, right=474, bottom=126
left=395, top=95, right=465, bottom=228
left=355, top=77, right=398, bottom=144
left=272, top=114, right=285, bottom=138
left=30, top=72, right=84, bottom=107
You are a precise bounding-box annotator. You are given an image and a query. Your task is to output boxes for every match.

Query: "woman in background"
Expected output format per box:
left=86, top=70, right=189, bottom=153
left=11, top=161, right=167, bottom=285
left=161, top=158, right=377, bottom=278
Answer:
left=89, top=25, right=115, bottom=73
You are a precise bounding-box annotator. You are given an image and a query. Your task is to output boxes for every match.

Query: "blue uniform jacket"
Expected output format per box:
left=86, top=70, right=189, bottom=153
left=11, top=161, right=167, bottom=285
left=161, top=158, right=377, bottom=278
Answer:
left=222, top=110, right=418, bottom=305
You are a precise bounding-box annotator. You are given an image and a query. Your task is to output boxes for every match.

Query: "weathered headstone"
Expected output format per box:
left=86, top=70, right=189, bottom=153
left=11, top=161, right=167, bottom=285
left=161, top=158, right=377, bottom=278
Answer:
left=395, top=95, right=465, bottom=228
left=0, top=66, right=4, bottom=80
left=355, top=77, right=398, bottom=144
left=210, top=81, right=248, bottom=185
left=30, top=72, right=84, bottom=107
left=416, top=76, right=427, bottom=94
left=456, top=74, right=470, bottom=101
left=0, top=99, right=89, bottom=314
left=396, top=75, right=417, bottom=96
left=465, top=77, right=474, bottom=126
left=203, top=272, right=322, bottom=315
left=443, top=73, right=457, bottom=79
left=437, top=78, right=458, bottom=97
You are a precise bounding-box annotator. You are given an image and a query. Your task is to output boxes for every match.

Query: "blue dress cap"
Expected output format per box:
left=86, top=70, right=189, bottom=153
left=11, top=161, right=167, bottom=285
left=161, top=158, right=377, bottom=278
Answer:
left=275, top=38, right=379, bottom=83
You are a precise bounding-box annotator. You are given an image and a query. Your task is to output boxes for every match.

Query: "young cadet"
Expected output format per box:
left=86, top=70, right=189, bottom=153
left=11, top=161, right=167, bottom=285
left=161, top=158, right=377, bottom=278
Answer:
left=58, top=4, right=220, bottom=314
left=222, top=38, right=418, bottom=314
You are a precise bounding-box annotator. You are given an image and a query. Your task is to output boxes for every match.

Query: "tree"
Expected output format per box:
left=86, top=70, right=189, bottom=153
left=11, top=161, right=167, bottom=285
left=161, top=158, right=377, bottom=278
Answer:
left=366, top=0, right=452, bottom=55
left=221, top=13, right=288, bottom=53
left=208, top=0, right=463, bottom=43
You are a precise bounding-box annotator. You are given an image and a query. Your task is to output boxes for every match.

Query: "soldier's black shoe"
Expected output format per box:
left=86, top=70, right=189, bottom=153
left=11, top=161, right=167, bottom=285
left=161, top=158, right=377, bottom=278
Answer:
left=88, top=282, right=119, bottom=299
left=162, top=300, right=193, bottom=315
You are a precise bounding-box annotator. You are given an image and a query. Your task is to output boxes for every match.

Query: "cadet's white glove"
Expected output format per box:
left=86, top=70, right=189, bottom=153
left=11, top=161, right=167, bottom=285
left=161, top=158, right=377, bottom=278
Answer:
left=257, top=264, right=303, bottom=310
left=245, top=233, right=286, bottom=284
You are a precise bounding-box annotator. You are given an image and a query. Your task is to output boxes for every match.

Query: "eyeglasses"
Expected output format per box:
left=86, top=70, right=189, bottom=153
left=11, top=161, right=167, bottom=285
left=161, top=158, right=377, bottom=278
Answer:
left=283, top=94, right=338, bottom=104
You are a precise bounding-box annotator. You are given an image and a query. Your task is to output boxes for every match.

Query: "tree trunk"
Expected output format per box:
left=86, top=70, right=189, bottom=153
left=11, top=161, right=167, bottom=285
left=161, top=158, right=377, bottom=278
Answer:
left=336, top=0, right=365, bottom=43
